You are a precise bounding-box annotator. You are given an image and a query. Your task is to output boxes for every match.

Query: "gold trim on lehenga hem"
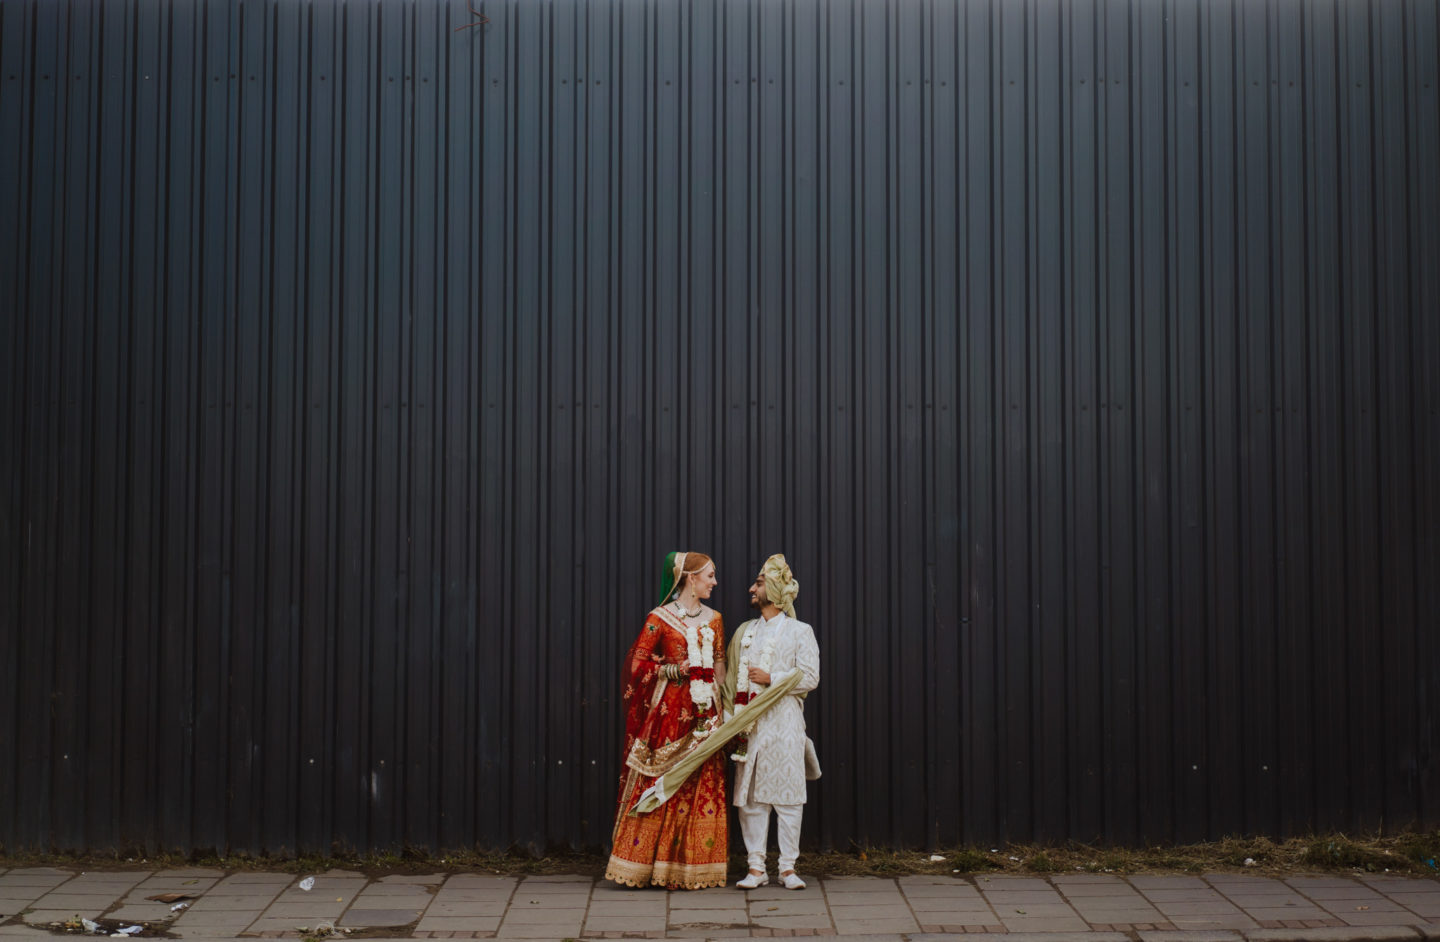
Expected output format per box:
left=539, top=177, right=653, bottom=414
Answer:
left=603, top=854, right=728, bottom=890
left=625, top=733, right=696, bottom=778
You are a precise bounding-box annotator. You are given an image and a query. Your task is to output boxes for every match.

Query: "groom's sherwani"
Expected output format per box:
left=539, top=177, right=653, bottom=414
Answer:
left=729, top=612, right=820, bottom=806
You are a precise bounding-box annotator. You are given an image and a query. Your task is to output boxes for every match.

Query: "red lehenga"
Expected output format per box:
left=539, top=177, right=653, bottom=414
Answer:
left=604, top=607, right=729, bottom=888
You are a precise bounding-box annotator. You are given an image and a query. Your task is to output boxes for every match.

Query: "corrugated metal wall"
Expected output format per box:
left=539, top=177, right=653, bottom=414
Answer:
left=1, top=0, right=1437, bottom=856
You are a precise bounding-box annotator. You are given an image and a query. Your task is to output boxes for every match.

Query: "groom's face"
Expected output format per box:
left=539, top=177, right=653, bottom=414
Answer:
left=748, top=572, right=769, bottom=609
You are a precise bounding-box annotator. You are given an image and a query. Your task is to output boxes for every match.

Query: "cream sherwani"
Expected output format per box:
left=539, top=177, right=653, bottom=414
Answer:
left=731, top=612, right=819, bottom=875
left=732, top=613, right=820, bottom=805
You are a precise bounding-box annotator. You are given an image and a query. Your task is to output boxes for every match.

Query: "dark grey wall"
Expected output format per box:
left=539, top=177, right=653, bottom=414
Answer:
left=1, top=0, right=1437, bottom=855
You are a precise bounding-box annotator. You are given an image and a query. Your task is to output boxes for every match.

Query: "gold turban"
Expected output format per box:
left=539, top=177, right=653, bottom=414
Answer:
left=762, top=553, right=799, bottom=619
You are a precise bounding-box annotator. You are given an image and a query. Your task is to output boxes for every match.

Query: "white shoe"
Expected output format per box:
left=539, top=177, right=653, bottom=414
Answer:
left=736, top=870, right=768, bottom=889
left=780, top=871, right=806, bottom=890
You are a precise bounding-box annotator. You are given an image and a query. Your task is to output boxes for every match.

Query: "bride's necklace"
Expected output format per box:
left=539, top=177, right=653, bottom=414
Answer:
left=674, top=599, right=703, bottom=619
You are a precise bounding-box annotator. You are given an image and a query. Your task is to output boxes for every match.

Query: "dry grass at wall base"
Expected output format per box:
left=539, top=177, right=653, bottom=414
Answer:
left=1, top=830, right=1436, bottom=879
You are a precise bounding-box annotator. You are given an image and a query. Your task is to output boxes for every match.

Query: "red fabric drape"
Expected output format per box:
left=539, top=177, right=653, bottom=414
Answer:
left=604, top=609, right=729, bottom=889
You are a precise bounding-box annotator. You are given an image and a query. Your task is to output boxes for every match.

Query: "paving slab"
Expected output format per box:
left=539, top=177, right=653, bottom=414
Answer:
left=497, top=906, right=586, bottom=924
left=901, top=883, right=985, bottom=899
left=1156, top=901, right=1254, bottom=916
left=29, top=894, right=129, bottom=910
left=242, top=915, right=319, bottom=933
left=427, top=886, right=515, bottom=901
left=583, top=913, right=668, bottom=931
left=1052, top=875, right=1127, bottom=884
left=337, top=908, right=423, bottom=927
left=978, top=877, right=1055, bottom=888
left=1244, top=928, right=1421, bottom=941
left=378, top=874, right=447, bottom=884
left=413, top=916, right=503, bottom=932
left=262, top=901, right=351, bottom=918
left=171, top=909, right=262, bottom=928
left=750, top=896, right=829, bottom=915
left=1133, top=877, right=1211, bottom=890
left=822, top=877, right=903, bottom=890
left=832, top=915, right=921, bottom=933
left=753, top=912, right=838, bottom=929
left=21, top=910, right=109, bottom=924
left=668, top=908, right=749, bottom=925
left=185, top=895, right=276, bottom=911
left=216, top=873, right=294, bottom=884
left=1304, top=887, right=1396, bottom=901
left=350, top=883, right=435, bottom=898
left=670, top=895, right=754, bottom=909
left=748, top=884, right=819, bottom=900
left=1168, top=916, right=1261, bottom=930
left=586, top=899, right=666, bottom=916
left=104, top=903, right=183, bottom=921
left=1364, top=879, right=1440, bottom=893
left=1061, top=882, right=1154, bottom=897
left=420, top=904, right=509, bottom=921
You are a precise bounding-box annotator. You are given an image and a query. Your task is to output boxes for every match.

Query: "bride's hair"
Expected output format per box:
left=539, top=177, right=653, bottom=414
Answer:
left=675, top=552, right=713, bottom=593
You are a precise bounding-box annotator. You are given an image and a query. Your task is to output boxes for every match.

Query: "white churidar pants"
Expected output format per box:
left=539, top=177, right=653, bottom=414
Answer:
left=738, top=801, right=804, bottom=873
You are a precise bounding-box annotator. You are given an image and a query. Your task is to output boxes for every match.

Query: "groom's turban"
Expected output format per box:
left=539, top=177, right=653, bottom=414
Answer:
left=762, top=554, right=799, bottom=619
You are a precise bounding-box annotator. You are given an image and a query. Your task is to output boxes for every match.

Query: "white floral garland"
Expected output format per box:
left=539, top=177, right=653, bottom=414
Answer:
left=683, top=617, right=716, bottom=711
left=730, top=620, right=778, bottom=760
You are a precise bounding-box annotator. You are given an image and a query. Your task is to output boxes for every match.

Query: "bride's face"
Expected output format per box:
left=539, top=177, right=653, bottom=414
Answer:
left=690, top=562, right=718, bottom=600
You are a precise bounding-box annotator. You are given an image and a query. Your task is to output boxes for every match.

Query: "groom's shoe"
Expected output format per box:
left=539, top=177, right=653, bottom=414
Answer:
left=736, top=870, right=768, bottom=889
left=780, top=870, right=806, bottom=890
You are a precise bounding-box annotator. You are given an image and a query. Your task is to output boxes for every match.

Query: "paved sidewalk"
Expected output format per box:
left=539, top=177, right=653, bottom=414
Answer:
left=1, top=866, right=1437, bottom=941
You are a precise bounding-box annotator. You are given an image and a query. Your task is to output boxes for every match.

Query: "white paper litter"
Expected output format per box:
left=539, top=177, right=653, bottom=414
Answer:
left=299, top=877, right=316, bottom=891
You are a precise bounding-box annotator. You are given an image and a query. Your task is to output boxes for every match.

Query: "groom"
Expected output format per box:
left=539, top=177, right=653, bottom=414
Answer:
left=724, top=554, right=820, bottom=890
